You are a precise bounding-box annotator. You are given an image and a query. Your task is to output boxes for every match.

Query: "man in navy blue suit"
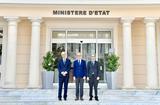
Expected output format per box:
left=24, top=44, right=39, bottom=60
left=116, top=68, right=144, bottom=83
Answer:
left=73, top=52, right=87, bottom=101
left=58, top=52, right=71, bottom=101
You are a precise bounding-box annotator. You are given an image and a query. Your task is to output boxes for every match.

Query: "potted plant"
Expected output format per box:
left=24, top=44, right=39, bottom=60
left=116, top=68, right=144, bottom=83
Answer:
left=104, top=53, right=120, bottom=89
left=42, top=51, right=56, bottom=89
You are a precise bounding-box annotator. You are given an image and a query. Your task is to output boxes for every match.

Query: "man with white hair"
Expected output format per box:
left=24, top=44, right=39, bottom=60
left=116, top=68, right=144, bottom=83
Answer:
left=73, top=52, right=87, bottom=101
left=58, top=51, right=71, bottom=101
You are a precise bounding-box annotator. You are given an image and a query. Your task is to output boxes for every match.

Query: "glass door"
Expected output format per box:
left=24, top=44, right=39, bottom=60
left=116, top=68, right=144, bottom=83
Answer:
left=82, top=43, right=96, bottom=61
left=67, top=43, right=81, bottom=82
left=67, top=43, right=96, bottom=61
left=52, top=43, right=65, bottom=83
left=67, top=43, right=81, bottom=60
left=98, top=43, right=112, bottom=81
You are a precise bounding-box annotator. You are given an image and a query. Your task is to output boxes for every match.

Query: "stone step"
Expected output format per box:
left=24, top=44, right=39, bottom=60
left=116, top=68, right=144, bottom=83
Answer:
left=0, top=89, right=160, bottom=105
left=1, top=101, right=160, bottom=105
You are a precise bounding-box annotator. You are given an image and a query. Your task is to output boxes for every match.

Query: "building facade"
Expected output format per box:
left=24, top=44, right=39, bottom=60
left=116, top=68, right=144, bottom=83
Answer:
left=0, top=0, right=160, bottom=89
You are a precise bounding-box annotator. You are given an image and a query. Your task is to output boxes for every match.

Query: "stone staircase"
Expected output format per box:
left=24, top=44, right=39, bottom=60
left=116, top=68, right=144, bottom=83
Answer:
left=0, top=88, right=160, bottom=105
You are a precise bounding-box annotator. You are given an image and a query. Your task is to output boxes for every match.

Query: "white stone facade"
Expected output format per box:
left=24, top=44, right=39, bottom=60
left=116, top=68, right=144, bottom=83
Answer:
left=0, top=1, right=160, bottom=89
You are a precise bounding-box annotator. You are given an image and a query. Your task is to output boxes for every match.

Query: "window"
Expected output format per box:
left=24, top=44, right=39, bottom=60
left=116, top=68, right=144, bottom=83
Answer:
left=67, top=31, right=96, bottom=39
left=52, top=31, right=65, bottom=39
left=98, top=31, right=111, bottom=39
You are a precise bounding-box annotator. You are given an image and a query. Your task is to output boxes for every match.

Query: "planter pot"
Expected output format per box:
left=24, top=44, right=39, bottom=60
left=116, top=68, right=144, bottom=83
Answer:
left=105, top=71, right=117, bottom=89
left=42, top=71, right=54, bottom=89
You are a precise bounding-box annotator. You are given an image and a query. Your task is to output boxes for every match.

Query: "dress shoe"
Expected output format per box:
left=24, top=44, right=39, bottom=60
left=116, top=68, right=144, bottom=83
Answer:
left=58, top=98, right=62, bottom=101
left=95, top=96, right=99, bottom=101
left=64, top=98, right=67, bottom=101
left=89, top=97, right=92, bottom=101
left=75, top=98, right=79, bottom=101
left=80, top=97, right=84, bottom=101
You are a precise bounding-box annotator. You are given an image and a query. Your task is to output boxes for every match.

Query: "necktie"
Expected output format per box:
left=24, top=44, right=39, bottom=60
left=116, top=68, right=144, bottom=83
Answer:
left=79, top=60, right=81, bottom=65
left=63, top=59, right=66, bottom=64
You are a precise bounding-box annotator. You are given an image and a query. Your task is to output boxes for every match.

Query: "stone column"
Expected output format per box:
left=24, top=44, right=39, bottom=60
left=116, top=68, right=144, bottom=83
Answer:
left=121, top=17, right=135, bottom=88
left=28, top=17, right=42, bottom=88
left=144, top=17, right=158, bottom=89
left=4, top=16, right=19, bottom=88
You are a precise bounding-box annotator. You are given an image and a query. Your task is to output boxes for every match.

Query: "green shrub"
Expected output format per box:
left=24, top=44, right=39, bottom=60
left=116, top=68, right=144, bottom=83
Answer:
left=105, top=53, right=120, bottom=72
left=42, top=51, right=56, bottom=71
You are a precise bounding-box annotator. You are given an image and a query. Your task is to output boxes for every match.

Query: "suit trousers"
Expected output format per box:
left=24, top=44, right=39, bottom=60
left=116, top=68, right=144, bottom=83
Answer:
left=58, top=76, right=69, bottom=99
left=89, top=75, right=99, bottom=98
left=75, top=77, right=84, bottom=98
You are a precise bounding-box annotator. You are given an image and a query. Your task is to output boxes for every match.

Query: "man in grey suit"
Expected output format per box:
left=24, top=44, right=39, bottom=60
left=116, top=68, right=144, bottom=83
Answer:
left=87, top=55, right=100, bottom=101
left=73, top=52, right=87, bottom=101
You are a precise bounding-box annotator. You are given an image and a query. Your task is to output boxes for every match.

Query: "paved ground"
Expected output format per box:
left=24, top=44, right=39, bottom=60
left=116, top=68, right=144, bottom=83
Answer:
left=0, top=88, right=160, bottom=105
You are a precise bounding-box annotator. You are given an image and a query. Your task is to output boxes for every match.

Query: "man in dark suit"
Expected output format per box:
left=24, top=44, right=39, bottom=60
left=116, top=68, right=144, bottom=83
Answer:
left=87, top=55, right=100, bottom=101
left=73, top=52, right=87, bottom=101
left=58, top=52, right=71, bottom=101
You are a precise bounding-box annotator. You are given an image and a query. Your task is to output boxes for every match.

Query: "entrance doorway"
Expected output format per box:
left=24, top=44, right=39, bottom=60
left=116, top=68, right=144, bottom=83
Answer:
left=51, top=30, right=113, bottom=83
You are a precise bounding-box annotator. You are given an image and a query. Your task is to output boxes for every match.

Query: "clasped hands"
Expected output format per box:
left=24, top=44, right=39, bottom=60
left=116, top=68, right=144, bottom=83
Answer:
left=61, top=71, right=67, bottom=76
left=73, top=76, right=100, bottom=80
left=87, top=77, right=100, bottom=81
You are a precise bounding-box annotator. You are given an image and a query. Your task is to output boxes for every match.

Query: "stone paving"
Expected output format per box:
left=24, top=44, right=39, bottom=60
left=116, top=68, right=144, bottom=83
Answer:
left=0, top=88, right=160, bottom=105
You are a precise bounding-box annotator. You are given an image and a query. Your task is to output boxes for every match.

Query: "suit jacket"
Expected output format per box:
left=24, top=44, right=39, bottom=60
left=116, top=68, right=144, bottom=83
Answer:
left=58, top=58, right=71, bottom=77
left=87, top=61, right=100, bottom=78
left=73, top=59, right=87, bottom=78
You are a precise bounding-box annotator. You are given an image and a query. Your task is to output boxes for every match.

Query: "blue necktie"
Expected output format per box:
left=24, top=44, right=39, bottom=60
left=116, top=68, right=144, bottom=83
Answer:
left=63, top=59, right=66, bottom=64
